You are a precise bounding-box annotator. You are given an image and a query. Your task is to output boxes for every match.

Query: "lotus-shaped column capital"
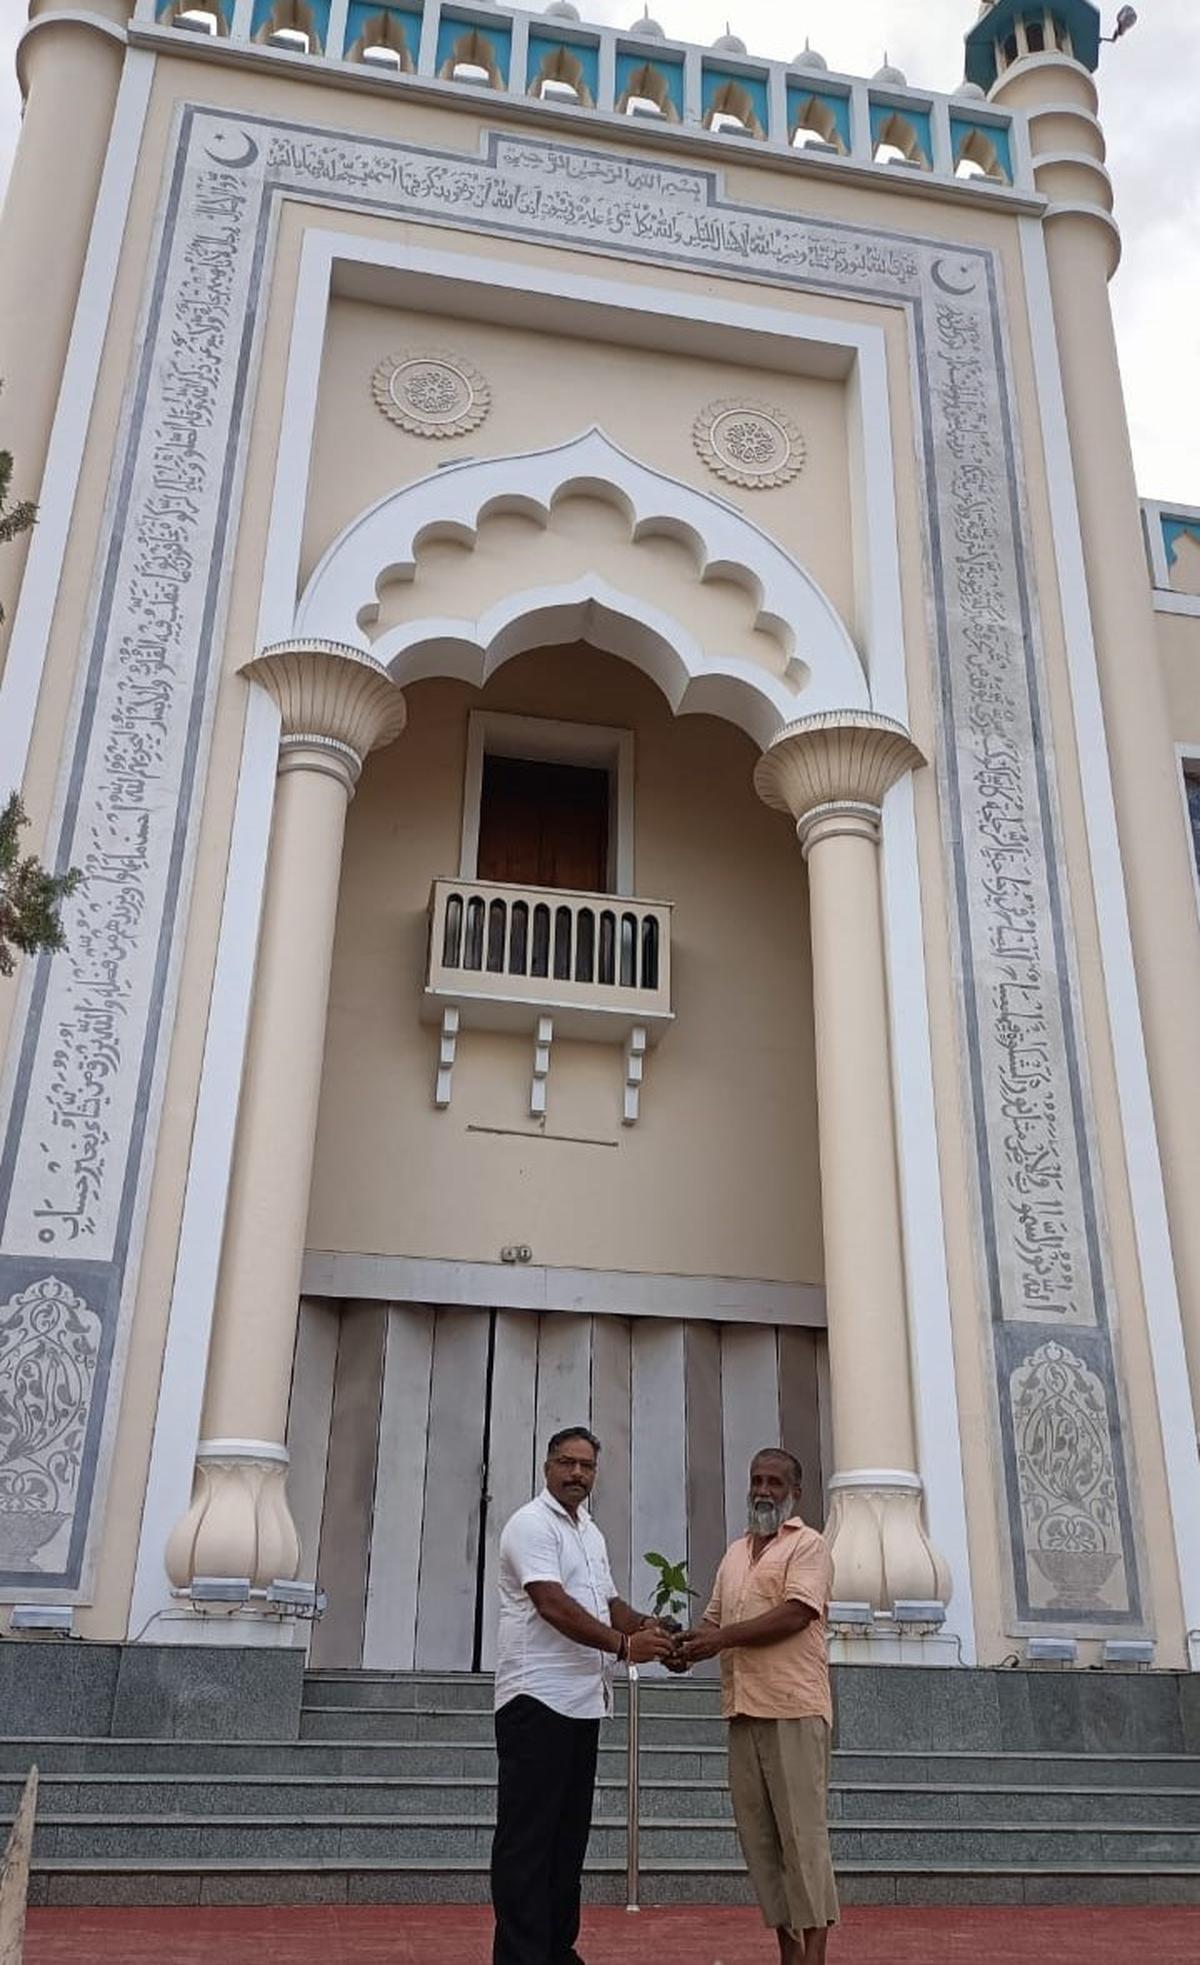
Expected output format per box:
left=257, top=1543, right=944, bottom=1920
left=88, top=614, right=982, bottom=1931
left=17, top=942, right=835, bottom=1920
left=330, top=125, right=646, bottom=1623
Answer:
left=241, top=639, right=407, bottom=785
left=754, top=710, right=925, bottom=845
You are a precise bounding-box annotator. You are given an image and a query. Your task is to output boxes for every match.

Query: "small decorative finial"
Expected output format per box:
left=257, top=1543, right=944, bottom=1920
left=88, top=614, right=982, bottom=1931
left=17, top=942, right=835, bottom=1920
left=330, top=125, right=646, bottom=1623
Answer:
left=872, top=50, right=908, bottom=87
left=711, top=21, right=748, bottom=55
left=793, top=38, right=828, bottom=71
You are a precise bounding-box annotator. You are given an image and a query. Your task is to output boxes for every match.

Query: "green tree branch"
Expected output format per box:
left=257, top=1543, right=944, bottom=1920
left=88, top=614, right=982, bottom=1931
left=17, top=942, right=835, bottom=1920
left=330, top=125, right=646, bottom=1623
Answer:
left=0, top=794, right=83, bottom=978
left=1, top=377, right=38, bottom=623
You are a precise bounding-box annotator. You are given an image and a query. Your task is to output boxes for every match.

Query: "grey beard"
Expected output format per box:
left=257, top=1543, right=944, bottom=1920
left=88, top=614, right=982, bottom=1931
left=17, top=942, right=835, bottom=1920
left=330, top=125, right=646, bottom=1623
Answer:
left=747, top=1495, right=785, bottom=1537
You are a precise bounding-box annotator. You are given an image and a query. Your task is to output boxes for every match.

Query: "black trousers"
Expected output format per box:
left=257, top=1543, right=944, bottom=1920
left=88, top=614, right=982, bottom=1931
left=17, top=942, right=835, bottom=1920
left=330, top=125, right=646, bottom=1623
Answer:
left=491, top=1694, right=601, bottom=1965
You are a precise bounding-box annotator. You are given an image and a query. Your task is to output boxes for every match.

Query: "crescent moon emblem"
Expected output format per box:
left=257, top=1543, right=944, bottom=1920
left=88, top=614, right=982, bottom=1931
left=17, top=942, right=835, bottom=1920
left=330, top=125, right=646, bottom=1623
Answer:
left=204, top=131, right=260, bottom=171
left=931, top=256, right=978, bottom=296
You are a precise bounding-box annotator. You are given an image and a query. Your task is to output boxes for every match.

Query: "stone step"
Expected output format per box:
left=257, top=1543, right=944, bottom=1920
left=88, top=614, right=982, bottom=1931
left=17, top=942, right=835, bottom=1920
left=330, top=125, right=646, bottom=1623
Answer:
left=300, top=1695, right=1200, bottom=1767
left=25, top=1855, right=1200, bottom=1912
left=25, top=1813, right=1200, bottom=1867
left=299, top=1668, right=1200, bottom=1763
left=302, top=1672, right=720, bottom=1716
left=4, top=1736, right=1200, bottom=1790
left=4, top=1774, right=1199, bottom=1826
left=298, top=1704, right=730, bottom=1745
left=834, top=1751, right=1200, bottom=1791
left=7, top=1663, right=1200, bottom=1908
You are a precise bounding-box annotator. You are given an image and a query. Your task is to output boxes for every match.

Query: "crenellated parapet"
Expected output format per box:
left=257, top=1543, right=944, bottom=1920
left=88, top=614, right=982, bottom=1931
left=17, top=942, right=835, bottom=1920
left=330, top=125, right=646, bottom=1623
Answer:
left=130, top=0, right=1033, bottom=193
left=1143, top=498, right=1200, bottom=617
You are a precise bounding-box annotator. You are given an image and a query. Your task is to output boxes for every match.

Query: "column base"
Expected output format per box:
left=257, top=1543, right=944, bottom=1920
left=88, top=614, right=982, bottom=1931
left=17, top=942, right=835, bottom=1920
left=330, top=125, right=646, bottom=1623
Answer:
left=827, top=1628, right=963, bottom=1667
left=165, top=1440, right=302, bottom=1592
left=146, top=1606, right=310, bottom=1649
left=825, top=1469, right=952, bottom=1613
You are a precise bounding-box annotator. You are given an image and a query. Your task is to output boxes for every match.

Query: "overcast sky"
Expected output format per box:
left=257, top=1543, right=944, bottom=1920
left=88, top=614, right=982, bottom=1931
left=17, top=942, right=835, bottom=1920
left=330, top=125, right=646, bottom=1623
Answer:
left=0, top=1, right=1195, bottom=500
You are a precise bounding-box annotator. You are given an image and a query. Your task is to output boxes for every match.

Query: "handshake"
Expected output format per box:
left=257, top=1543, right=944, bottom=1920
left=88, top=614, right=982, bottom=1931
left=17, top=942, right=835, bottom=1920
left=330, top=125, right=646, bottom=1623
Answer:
left=625, top=1617, right=722, bottom=1671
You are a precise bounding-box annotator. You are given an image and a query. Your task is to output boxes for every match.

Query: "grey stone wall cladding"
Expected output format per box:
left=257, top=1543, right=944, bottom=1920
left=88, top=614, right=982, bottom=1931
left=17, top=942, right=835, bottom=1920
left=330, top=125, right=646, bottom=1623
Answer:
left=0, top=1643, right=305, bottom=1740
left=0, top=1649, right=1195, bottom=1756
left=831, top=1665, right=1200, bottom=1755
left=0, top=109, right=1142, bottom=1631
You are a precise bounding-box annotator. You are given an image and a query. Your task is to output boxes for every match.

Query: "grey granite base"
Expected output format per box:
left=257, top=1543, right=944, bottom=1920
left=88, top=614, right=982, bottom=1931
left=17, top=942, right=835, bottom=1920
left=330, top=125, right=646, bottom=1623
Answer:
left=830, top=1665, right=1199, bottom=1755
left=0, top=1643, right=305, bottom=1740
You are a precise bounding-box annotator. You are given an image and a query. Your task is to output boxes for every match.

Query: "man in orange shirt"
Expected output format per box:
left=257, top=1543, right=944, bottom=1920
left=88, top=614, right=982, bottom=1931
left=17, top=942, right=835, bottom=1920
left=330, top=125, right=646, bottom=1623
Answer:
left=677, top=1447, right=838, bottom=1965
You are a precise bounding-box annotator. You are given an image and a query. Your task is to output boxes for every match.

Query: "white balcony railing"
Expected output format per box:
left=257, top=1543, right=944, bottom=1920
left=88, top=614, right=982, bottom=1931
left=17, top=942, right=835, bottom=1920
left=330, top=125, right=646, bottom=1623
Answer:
left=423, top=877, right=672, bottom=1120
left=425, top=877, right=673, bottom=1037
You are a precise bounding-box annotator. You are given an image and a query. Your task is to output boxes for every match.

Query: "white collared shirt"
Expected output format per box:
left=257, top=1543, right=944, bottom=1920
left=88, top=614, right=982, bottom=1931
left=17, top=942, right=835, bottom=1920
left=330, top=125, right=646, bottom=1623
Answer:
left=494, top=1487, right=618, bottom=1719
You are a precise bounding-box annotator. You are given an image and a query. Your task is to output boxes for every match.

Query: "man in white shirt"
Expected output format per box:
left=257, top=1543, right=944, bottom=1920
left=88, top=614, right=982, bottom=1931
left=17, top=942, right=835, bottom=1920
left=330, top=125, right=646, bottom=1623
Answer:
left=491, top=1424, right=674, bottom=1965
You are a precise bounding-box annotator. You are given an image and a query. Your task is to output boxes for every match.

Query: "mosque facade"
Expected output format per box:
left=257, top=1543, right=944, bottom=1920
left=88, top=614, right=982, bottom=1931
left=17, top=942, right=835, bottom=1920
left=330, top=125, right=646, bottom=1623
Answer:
left=1, top=0, right=1200, bottom=1677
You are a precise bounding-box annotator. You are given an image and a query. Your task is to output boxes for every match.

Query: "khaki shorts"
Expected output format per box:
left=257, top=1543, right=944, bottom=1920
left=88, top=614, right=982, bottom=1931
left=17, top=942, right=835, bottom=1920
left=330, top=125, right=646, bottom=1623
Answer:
left=728, top=1716, right=840, bottom=1936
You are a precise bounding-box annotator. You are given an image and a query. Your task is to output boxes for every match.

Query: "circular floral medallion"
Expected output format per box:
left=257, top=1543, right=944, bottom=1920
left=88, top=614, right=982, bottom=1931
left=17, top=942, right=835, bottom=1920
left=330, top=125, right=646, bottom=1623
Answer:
left=372, top=350, right=491, bottom=438
left=692, top=399, right=806, bottom=489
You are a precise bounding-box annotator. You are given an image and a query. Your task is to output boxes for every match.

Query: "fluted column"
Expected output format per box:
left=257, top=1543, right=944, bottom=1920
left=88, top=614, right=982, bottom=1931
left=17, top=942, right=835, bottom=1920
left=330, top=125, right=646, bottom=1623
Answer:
left=755, top=711, right=950, bottom=1613
left=166, top=642, right=405, bottom=1594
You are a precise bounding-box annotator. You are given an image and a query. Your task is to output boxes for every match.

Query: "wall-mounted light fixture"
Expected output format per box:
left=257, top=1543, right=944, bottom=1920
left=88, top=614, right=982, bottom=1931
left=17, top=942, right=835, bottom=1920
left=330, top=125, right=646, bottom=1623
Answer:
left=169, top=1576, right=326, bottom=1617
left=892, top=1600, right=947, bottom=1628
left=266, top=1580, right=328, bottom=1617
left=1101, top=6, right=1138, bottom=42
left=1101, top=1638, right=1153, bottom=1666
left=1027, top=1636, right=1078, bottom=1664
left=9, top=1604, right=74, bottom=1634
left=187, top=1576, right=252, bottom=1605
left=827, top=1602, right=873, bottom=1629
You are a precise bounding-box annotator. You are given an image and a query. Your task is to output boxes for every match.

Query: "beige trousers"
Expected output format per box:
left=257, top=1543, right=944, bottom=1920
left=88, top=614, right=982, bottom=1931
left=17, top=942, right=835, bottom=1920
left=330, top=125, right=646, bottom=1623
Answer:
left=727, top=1716, right=840, bottom=1936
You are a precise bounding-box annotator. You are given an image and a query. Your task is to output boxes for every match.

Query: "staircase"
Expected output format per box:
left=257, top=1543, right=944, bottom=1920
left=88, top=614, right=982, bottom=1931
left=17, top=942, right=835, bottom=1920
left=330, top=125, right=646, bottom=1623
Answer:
left=3, top=1667, right=1200, bottom=1907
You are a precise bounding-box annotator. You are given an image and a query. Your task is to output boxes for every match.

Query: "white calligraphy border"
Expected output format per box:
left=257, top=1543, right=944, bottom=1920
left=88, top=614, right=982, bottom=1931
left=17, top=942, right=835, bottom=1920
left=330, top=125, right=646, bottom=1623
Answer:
left=0, top=105, right=281, bottom=1594
left=1018, top=221, right=1200, bottom=1664
left=0, top=106, right=1162, bottom=1641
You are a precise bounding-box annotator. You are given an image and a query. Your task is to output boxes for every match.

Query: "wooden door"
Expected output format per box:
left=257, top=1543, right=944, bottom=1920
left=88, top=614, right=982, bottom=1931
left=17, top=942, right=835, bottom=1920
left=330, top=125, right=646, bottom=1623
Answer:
left=476, top=755, right=610, bottom=892
left=290, top=1302, right=829, bottom=1670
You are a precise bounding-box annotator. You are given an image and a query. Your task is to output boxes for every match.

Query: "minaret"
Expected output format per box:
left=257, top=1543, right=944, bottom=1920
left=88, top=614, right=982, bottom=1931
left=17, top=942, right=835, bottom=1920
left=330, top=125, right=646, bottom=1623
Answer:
left=0, top=2, right=134, bottom=659
left=969, top=1, right=1200, bottom=1433
left=965, top=0, right=1100, bottom=77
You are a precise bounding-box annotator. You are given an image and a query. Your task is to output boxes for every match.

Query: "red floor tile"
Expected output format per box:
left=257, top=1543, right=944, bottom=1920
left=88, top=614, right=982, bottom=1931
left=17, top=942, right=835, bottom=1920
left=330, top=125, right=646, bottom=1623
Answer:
left=20, top=1903, right=1200, bottom=1964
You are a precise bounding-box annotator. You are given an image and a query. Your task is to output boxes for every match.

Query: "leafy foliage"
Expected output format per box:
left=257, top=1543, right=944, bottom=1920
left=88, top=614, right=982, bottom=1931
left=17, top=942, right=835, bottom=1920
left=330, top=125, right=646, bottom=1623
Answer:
left=0, top=794, right=82, bottom=978
left=642, top=1550, right=696, bottom=1624
left=0, top=399, right=76, bottom=977
left=0, top=382, right=37, bottom=627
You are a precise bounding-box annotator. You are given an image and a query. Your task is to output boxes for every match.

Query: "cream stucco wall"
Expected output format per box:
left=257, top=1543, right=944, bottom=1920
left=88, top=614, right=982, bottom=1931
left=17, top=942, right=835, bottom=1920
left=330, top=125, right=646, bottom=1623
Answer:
left=307, top=642, right=823, bottom=1282
left=302, top=298, right=857, bottom=647
left=1157, top=610, right=1200, bottom=745
left=0, top=32, right=1191, bottom=1656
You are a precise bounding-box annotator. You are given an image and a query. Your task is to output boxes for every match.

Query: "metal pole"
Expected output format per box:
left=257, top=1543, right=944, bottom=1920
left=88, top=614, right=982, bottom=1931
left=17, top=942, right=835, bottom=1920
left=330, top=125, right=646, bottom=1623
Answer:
left=624, top=1664, right=640, bottom=1912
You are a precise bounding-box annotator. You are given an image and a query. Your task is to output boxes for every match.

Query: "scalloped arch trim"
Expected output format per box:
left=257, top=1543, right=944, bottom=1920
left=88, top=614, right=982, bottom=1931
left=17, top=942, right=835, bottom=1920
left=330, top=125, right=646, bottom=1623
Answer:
left=296, top=430, right=868, bottom=744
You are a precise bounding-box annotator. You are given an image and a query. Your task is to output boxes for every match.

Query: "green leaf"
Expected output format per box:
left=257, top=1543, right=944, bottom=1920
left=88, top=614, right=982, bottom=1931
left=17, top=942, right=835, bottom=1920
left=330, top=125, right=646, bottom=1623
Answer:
left=0, top=789, right=82, bottom=978
left=641, top=1550, right=695, bottom=1620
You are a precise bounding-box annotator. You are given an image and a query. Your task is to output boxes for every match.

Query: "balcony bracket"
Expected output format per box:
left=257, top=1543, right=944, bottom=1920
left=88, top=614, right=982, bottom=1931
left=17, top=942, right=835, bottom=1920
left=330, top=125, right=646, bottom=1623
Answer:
left=531, top=1016, right=554, bottom=1117
left=623, top=1025, right=647, bottom=1126
left=434, top=1006, right=460, bottom=1109
left=423, top=880, right=673, bottom=1067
